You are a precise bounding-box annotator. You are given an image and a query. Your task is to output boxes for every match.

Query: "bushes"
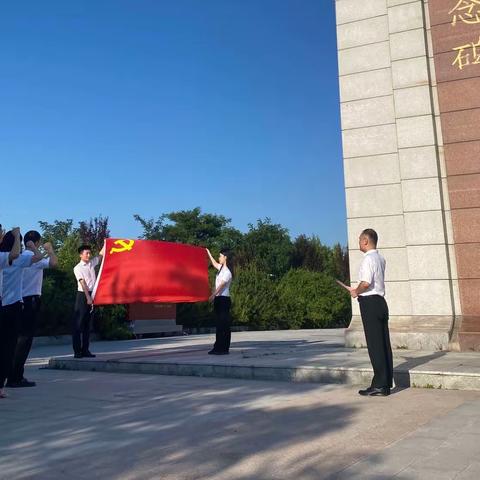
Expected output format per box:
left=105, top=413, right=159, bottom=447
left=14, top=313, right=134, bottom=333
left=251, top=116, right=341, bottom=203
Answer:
left=38, top=269, right=76, bottom=336
left=94, top=305, right=132, bottom=340
left=231, top=263, right=279, bottom=330
left=275, top=269, right=351, bottom=329
left=176, top=301, right=214, bottom=329
left=230, top=266, right=351, bottom=330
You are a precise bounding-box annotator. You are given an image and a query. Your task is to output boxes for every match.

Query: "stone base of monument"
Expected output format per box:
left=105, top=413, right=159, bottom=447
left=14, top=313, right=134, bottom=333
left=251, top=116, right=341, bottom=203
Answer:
left=451, top=316, right=480, bottom=352
left=133, top=319, right=183, bottom=336
left=345, top=316, right=454, bottom=351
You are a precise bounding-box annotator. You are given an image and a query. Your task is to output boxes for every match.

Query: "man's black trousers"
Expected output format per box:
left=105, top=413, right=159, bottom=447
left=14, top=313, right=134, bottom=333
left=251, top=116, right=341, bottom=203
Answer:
left=9, top=295, right=41, bottom=383
left=0, top=301, right=22, bottom=388
left=72, top=291, right=93, bottom=355
left=358, top=295, right=393, bottom=389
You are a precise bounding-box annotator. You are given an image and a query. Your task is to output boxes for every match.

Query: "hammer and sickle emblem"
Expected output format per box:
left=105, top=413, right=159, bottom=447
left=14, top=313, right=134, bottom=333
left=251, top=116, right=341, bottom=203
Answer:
left=109, top=239, right=135, bottom=254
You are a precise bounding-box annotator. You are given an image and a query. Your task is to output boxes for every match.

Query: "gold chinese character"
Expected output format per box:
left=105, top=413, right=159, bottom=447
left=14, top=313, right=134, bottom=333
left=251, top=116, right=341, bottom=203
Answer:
left=452, top=37, right=480, bottom=69
left=449, top=0, right=480, bottom=26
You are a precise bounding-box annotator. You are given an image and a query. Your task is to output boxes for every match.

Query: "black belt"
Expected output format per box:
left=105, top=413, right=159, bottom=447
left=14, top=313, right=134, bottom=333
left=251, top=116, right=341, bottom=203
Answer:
left=358, top=294, right=384, bottom=301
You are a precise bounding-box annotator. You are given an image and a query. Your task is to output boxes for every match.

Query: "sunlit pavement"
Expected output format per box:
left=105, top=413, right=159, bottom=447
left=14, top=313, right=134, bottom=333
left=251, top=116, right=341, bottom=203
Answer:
left=2, top=360, right=480, bottom=479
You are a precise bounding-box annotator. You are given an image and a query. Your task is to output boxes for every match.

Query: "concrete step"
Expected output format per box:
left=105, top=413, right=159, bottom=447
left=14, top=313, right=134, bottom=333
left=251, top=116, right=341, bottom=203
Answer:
left=47, top=355, right=480, bottom=391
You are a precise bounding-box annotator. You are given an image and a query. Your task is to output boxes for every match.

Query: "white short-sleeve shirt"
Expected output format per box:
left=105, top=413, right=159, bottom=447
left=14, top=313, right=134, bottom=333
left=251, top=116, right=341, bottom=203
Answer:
left=0, top=252, right=11, bottom=300
left=73, top=256, right=100, bottom=292
left=1, top=252, right=34, bottom=306
left=0, top=252, right=9, bottom=270
left=215, top=266, right=232, bottom=297
left=357, top=249, right=386, bottom=297
left=22, top=250, right=50, bottom=297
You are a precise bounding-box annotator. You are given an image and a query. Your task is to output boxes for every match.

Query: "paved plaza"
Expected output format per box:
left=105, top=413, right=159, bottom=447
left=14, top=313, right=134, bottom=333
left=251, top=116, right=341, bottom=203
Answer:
left=1, top=330, right=480, bottom=479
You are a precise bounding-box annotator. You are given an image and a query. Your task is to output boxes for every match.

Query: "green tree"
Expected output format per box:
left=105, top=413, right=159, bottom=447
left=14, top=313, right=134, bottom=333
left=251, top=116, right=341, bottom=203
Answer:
left=38, top=219, right=78, bottom=251
left=323, top=243, right=350, bottom=282
left=134, top=207, right=243, bottom=251
left=79, top=215, right=110, bottom=251
left=291, top=235, right=331, bottom=272
left=37, top=220, right=80, bottom=335
left=236, top=218, right=293, bottom=278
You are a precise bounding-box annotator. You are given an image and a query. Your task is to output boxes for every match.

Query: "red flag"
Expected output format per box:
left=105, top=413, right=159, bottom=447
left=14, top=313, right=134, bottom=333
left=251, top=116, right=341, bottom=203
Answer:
left=92, top=239, right=210, bottom=305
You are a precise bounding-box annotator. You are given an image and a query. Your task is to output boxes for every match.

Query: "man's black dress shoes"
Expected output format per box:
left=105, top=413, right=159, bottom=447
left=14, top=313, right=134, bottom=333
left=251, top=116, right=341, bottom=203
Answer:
left=208, top=350, right=229, bottom=355
left=358, top=386, right=390, bottom=396
left=82, top=351, right=96, bottom=358
left=6, top=378, right=36, bottom=388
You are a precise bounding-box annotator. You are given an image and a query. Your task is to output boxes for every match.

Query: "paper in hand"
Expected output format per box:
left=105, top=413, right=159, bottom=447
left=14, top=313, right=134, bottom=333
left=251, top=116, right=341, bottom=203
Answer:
left=335, top=279, right=351, bottom=291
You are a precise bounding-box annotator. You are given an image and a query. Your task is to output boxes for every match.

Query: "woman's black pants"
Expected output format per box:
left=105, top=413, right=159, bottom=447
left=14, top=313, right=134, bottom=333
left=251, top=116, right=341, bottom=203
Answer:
left=213, top=296, right=231, bottom=353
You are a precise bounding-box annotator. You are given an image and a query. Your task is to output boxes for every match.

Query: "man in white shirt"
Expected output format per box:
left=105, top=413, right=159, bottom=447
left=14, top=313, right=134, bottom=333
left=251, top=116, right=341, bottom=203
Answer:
left=72, top=243, right=105, bottom=358
left=348, top=229, right=393, bottom=397
left=7, top=231, right=58, bottom=388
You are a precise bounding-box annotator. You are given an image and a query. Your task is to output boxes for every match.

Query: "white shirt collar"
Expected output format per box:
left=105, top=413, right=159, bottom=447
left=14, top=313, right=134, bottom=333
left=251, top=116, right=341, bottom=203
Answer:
left=364, top=249, right=377, bottom=256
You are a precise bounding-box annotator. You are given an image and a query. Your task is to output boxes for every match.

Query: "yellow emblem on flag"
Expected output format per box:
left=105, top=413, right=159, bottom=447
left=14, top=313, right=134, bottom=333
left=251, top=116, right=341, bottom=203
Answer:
left=110, top=239, right=135, bottom=254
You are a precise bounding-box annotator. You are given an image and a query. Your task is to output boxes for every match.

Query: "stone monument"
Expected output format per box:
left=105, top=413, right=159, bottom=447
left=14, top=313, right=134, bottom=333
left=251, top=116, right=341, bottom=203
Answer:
left=336, top=0, right=480, bottom=350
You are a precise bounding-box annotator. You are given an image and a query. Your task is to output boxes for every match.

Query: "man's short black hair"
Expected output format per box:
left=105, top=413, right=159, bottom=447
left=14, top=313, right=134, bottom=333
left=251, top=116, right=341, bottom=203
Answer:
left=361, top=229, right=378, bottom=246
left=78, top=244, right=92, bottom=254
left=24, top=230, right=41, bottom=246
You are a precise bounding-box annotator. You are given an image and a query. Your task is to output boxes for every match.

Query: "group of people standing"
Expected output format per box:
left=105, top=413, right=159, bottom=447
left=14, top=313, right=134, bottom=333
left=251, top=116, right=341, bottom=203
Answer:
left=1, top=225, right=390, bottom=399
left=0, top=229, right=235, bottom=399
left=0, top=227, right=57, bottom=398
left=0, top=229, right=106, bottom=399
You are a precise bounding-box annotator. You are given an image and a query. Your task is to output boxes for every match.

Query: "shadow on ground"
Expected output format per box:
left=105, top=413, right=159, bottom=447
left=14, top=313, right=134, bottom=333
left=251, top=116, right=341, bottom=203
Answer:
left=0, top=369, right=424, bottom=480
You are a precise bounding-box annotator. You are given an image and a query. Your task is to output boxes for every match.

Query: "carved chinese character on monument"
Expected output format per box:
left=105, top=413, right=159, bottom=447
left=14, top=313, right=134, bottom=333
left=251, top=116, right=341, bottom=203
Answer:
left=449, top=0, right=480, bottom=26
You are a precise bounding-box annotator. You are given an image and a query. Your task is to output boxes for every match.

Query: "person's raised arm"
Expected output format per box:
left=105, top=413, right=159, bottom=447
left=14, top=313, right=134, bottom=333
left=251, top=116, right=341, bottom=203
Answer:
left=206, top=248, right=221, bottom=270
left=43, top=242, right=58, bottom=268
left=9, top=227, right=21, bottom=263
left=26, top=240, right=45, bottom=264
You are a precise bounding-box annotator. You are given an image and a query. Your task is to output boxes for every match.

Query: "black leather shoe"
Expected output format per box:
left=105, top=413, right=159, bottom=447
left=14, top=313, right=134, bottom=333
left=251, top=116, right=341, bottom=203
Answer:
left=82, top=351, right=96, bottom=358
left=212, top=351, right=229, bottom=355
left=74, top=353, right=83, bottom=359
left=358, top=386, right=374, bottom=395
left=6, top=378, right=36, bottom=388
left=359, top=387, right=390, bottom=397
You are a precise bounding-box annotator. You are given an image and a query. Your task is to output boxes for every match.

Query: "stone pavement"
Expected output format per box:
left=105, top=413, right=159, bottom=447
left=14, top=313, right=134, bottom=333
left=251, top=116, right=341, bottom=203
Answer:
left=43, top=329, right=480, bottom=390
left=1, top=364, right=480, bottom=479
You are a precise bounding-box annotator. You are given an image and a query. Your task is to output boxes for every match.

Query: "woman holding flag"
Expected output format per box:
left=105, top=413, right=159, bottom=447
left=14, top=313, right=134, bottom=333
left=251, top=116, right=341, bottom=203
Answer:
left=206, top=248, right=233, bottom=355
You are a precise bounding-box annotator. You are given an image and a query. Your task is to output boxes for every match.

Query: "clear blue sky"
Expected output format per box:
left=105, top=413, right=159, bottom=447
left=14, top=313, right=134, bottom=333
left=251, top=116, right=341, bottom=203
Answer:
left=0, top=0, right=346, bottom=245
